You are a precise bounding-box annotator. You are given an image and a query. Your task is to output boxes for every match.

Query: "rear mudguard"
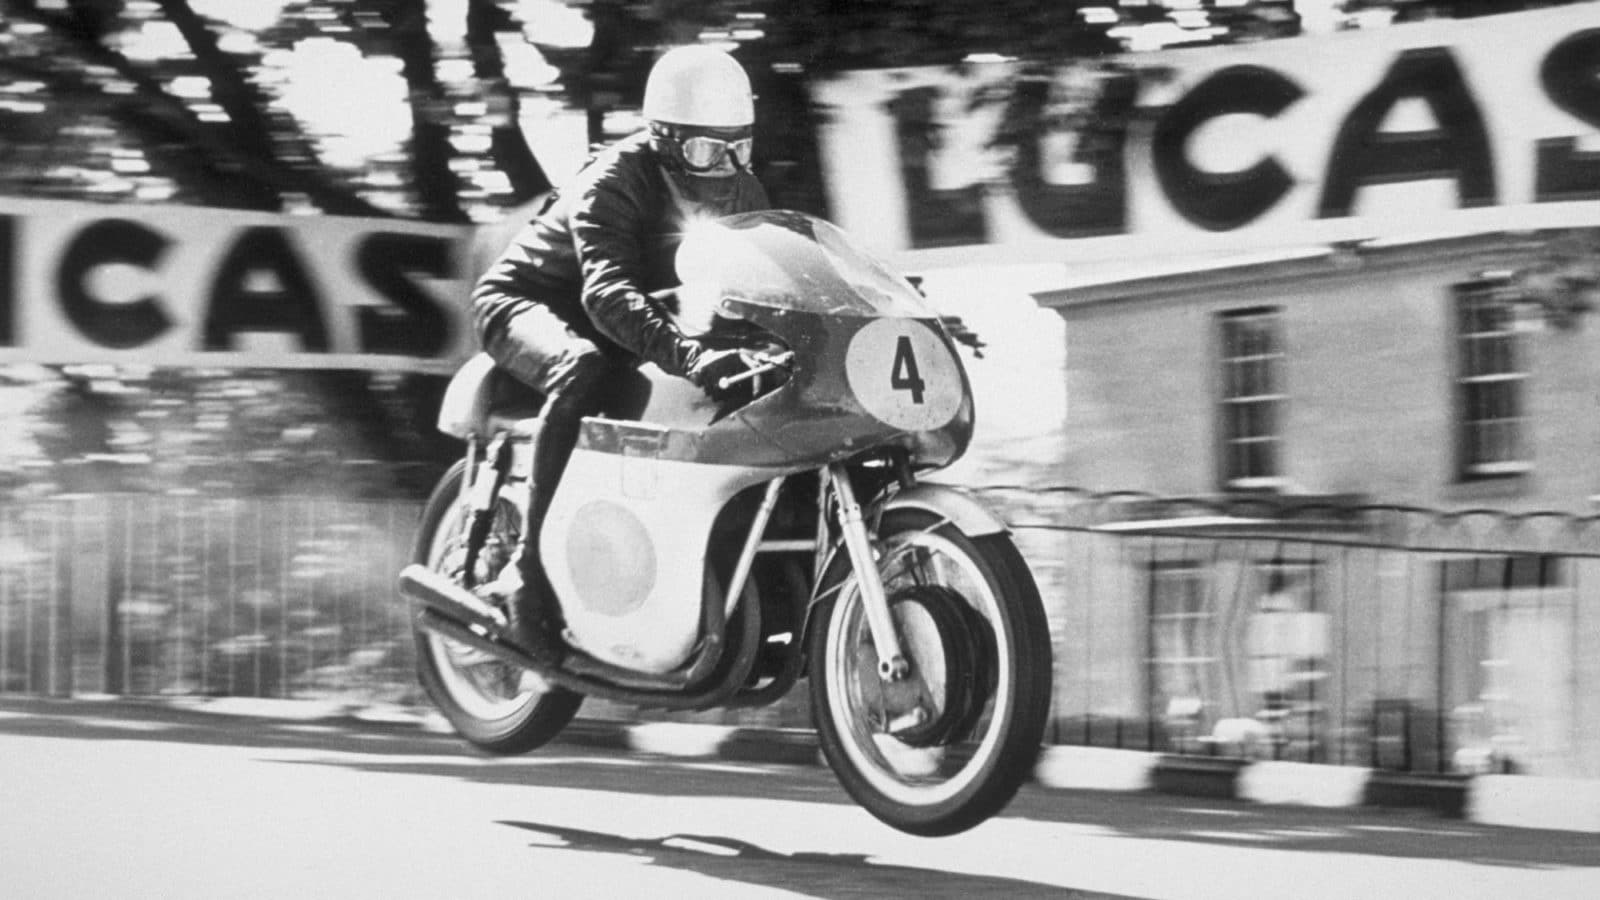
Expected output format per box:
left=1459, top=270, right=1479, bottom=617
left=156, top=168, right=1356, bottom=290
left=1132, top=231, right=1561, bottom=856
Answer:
left=436, top=353, right=496, bottom=440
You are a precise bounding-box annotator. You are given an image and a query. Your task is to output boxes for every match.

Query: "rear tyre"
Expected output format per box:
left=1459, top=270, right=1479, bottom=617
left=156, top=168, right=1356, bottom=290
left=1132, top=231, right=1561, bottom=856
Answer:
left=412, top=459, right=582, bottom=754
left=808, top=508, right=1052, bottom=836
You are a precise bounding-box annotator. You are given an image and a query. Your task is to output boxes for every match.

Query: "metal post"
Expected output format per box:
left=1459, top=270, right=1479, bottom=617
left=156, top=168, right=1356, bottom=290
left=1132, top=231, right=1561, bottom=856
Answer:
left=1436, top=557, right=1449, bottom=774
left=50, top=506, right=73, bottom=697
left=1144, top=538, right=1156, bottom=753
left=105, top=497, right=127, bottom=696
left=0, top=511, right=9, bottom=694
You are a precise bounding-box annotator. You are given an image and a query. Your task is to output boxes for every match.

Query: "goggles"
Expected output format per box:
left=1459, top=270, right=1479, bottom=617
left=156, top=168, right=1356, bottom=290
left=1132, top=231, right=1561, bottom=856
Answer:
left=678, top=134, right=753, bottom=171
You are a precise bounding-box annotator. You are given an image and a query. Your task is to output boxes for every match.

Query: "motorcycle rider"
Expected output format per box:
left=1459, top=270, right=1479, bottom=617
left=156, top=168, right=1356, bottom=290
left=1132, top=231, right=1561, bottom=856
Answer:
left=470, top=45, right=770, bottom=662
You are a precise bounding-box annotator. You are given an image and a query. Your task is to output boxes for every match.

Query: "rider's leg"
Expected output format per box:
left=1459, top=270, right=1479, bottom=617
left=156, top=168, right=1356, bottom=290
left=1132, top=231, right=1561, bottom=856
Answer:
left=509, top=351, right=611, bottom=652
left=480, top=305, right=613, bottom=658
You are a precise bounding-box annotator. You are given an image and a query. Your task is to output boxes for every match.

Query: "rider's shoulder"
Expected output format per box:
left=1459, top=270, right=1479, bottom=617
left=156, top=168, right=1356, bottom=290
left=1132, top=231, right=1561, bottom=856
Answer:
left=579, top=132, right=656, bottom=180
left=568, top=132, right=661, bottom=207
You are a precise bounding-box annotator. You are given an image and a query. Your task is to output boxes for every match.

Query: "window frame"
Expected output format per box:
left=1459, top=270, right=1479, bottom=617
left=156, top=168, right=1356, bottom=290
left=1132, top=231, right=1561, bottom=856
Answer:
left=1146, top=559, right=1218, bottom=749
left=1217, top=305, right=1287, bottom=491
left=1452, top=276, right=1532, bottom=481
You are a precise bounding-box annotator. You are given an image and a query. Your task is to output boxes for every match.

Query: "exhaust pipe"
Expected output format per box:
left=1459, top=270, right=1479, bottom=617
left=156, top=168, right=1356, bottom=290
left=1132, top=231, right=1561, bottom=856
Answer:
left=397, top=564, right=505, bottom=632
left=415, top=609, right=542, bottom=671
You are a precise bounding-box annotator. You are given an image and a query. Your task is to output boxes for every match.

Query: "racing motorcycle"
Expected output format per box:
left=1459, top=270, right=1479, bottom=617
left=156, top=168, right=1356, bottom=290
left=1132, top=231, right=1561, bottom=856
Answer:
left=396, top=210, right=1052, bottom=836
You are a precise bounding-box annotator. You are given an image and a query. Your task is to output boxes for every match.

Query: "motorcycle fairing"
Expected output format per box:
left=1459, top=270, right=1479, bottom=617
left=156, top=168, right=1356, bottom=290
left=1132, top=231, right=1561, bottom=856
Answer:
left=676, top=211, right=977, bottom=469
left=722, top=307, right=973, bottom=470
left=539, top=441, right=792, bottom=674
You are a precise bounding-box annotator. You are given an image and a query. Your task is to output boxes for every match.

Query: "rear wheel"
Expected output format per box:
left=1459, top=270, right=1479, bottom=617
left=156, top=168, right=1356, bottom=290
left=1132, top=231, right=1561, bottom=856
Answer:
left=412, top=459, right=582, bottom=754
left=808, top=508, right=1052, bottom=836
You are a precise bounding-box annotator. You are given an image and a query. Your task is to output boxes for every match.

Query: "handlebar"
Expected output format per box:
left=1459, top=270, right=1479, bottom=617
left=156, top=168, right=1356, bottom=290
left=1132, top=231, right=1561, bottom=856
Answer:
left=717, top=350, right=796, bottom=391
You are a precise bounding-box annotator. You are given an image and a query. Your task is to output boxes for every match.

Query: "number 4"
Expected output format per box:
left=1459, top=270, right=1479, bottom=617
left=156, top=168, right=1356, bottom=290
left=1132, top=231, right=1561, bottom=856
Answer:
left=890, top=336, right=926, bottom=404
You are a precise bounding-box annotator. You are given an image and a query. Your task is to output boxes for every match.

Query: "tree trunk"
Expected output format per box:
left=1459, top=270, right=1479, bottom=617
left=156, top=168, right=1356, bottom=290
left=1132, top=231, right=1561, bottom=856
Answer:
left=467, top=0, right=552, bottom=202
left=389, top=0, right=467, bottom=223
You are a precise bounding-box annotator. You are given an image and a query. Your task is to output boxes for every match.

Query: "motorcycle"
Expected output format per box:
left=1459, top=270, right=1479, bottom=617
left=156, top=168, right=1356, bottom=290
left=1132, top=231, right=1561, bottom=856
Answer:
left=397, top=210, right=1052, bottom=836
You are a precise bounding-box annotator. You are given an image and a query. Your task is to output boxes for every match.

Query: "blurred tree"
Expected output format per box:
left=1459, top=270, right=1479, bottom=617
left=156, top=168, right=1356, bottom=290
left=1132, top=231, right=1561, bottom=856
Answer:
left=366, top=0, right=466, bottom=221
left=0, top=0, right=560, bottom=219
left=466, top=0, right=552, bottom=199
left=755, top=0, right=1116, bottom=73
left=0, top=0, right=388, bottom=213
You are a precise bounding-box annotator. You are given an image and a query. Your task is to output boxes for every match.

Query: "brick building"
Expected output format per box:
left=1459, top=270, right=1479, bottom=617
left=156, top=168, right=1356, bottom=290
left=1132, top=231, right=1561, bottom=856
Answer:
left=1037, top=231, right=1600, bottom=512
left=1021, top=229, right=1600, bottom=776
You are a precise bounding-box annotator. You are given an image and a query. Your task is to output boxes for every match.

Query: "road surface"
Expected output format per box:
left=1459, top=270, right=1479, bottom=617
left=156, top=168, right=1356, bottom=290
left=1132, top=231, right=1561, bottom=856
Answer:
left=0, top=699, right=1595, bottom=899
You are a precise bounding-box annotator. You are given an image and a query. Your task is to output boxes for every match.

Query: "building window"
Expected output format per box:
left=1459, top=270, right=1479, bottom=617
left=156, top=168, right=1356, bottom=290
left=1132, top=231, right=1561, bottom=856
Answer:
left=1219, top=307, right=1285, bottom=490
left=1245, top=560, right=1328, bottom=762
left=1148, top=561, right=1217, bottom=750
left=1455, top=278, right=1530, bottom=478
left=1442, top=555, right=1570, bottom=775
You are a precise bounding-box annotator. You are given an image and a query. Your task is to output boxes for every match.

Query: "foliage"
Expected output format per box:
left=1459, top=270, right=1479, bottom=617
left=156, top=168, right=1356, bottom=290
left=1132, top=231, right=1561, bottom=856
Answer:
left=1, top=365, right=455, bottom=500
left=0, top=0, right=548, bottom=221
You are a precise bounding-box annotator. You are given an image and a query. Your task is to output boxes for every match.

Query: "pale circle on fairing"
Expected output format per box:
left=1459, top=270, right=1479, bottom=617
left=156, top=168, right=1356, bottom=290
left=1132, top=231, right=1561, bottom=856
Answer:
left=565, top=500, right=656, bottom=617
left=844, top=318, right=963, bottom=432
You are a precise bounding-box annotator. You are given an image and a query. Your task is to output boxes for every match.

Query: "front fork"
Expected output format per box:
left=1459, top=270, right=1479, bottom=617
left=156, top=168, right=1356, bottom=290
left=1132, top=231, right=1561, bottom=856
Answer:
left=828, top=463, right=909, bottom=681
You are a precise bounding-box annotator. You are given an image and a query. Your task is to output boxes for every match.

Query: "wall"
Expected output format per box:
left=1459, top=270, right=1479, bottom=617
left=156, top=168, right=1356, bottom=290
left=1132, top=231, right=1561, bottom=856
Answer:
left=1042, top=234, right=1600, bottom=514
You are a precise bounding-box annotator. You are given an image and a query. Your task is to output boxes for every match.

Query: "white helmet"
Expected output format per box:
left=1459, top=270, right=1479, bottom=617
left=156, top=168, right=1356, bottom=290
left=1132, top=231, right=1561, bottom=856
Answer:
left=642, top=45, right=753, bottom=128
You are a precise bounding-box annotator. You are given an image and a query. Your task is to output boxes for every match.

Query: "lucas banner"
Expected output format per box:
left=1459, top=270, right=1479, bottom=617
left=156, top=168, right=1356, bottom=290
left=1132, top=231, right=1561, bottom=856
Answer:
left=812, top=3, right=1600, bottom=272
left=0, top=197, right=474, bottom=372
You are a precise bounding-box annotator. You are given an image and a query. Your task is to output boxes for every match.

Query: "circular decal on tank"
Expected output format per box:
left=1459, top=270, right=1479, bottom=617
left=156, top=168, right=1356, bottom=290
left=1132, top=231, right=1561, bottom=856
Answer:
left=566, top=500, right=656, bottom=617
left=845, top=319, right=964, bottom=431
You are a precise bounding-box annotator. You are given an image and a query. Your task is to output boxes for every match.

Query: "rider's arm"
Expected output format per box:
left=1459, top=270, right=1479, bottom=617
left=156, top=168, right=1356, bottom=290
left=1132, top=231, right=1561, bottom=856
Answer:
left=569, top=158, right=698, bottom=377
left=468, top=188, right=570, bottom=350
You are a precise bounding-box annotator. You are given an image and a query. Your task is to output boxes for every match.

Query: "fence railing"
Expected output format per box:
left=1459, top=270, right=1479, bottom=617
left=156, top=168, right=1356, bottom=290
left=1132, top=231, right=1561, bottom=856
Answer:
left=3, top=488, right=1597, bottom=777
left=0, top=494, right=423, bottom=704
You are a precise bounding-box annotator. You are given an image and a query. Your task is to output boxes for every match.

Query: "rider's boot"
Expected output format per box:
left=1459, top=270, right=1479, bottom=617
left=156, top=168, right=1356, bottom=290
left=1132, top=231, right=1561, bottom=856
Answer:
left=476, top=544, right=562, bottom=664
left=505, top=555, right=565, bottom=664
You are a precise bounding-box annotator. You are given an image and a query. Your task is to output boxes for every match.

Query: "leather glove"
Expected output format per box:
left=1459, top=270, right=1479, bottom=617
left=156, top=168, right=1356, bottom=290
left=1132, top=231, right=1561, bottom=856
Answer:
left=684, top=344, right=757, bottom=403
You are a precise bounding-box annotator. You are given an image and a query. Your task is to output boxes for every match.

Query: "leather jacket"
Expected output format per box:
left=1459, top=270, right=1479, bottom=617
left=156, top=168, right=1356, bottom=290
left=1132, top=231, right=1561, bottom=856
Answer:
left=471, top=131, right=769, bottom=377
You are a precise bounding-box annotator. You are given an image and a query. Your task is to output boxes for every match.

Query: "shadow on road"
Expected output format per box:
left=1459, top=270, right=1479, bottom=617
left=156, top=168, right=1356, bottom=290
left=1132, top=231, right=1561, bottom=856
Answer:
left=290, top=747, right=1600, bottom=872
left=4, top=697, right=1596, bottom=872
left=496, top=820, right=1128, bottom=900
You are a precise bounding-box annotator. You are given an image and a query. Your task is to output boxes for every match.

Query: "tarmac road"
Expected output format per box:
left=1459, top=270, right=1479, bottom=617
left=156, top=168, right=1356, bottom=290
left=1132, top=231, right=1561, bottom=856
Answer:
left=0, top=698, right=1596, bottom=899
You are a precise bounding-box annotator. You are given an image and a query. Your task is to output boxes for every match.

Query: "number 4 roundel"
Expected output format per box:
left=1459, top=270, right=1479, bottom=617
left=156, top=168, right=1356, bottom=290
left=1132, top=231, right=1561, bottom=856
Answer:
left=844, top=318, right=964, bottom=431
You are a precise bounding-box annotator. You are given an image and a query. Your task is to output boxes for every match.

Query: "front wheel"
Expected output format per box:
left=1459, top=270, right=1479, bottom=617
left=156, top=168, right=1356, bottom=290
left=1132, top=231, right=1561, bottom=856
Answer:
left=412, top=459, right=582, bottom=754
left=808, top=508, right=1052, bottom=836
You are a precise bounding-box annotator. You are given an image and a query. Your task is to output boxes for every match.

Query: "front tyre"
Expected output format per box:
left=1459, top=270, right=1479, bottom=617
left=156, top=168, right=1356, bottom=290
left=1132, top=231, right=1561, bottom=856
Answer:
left=412, top=459, right=582, bottom=754
left=808, top=508, right=1052, bottom=836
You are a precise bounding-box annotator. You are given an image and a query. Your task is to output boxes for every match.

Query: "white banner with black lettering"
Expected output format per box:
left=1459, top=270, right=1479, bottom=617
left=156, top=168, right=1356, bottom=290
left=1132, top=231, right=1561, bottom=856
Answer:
left=0, top=197, right=474, bottom=372
left=813, top=3, right=1600, bottom=272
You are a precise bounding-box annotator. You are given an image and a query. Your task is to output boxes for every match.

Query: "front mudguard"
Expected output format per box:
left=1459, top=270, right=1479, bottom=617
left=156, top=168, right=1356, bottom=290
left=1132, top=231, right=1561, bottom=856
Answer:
left=808, top=482, right=1009, bottom=610
left=882, top=483, right=1007, bottom=537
